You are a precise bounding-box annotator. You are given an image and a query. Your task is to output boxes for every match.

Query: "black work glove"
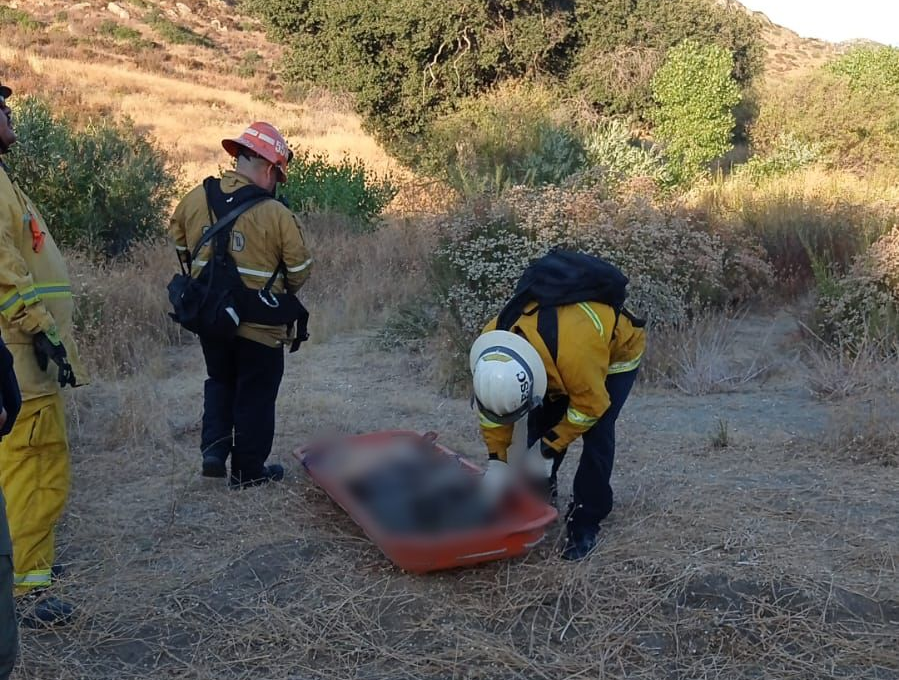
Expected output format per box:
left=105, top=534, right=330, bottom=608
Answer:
left=33, top=331, right=77, bottom=388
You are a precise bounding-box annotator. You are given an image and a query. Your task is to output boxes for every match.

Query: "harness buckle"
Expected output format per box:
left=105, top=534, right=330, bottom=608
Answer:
left=258, top=289, right=280, bottom=309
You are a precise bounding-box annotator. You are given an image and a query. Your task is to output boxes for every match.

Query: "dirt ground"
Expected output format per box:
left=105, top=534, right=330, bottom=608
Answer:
left=10, top=313, right=899, bottom=680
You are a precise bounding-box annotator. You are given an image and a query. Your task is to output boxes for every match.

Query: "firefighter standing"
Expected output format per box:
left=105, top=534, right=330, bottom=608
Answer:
left=0, top=333, right=21, bottom=677
left=0, top=81, right=86, bottom=626
left=471, top=300, right=645, bottom=561
left=169, top=122, right=312, bottom=489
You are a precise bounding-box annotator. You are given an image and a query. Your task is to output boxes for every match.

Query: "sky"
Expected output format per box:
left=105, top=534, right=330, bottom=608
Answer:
left=738, top=0, right=899, bottom=47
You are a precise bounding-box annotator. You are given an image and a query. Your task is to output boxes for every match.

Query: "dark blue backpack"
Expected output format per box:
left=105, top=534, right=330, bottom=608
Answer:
left=496, top=250, right=644, bottom=361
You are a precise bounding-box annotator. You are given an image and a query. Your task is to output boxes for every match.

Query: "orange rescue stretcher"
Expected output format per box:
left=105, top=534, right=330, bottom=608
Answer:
left=296, top=430, right=558, bottom=573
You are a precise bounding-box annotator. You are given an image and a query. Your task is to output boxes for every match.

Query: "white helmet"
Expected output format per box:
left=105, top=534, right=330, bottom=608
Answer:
left=470, top=330, right=547, bottom=425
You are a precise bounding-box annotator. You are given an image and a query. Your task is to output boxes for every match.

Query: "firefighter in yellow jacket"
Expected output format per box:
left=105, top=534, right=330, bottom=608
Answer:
left=471, top=290, right=645, bottom=561
left=0, top=81, right=85, bottom=625
left=170, top=122, right=312, bottom=488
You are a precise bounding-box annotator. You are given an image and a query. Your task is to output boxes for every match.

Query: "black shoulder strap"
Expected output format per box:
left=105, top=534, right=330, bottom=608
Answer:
left=204, top=176, right=273, bottom=221
left=189, top=196, right=269, bottom=264
left=537, top=308, right=559, bottom=363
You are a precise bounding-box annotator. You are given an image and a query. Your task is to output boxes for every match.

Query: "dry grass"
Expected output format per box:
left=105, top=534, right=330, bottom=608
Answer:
left=300, top=216, right=436, bottom=342
left=825, top=396, right=899, bottom=468
left=803, top=337, right=899, bottom=400
left=692, top=167, right=899, bottom=288
left=0, top=48, right=403, bottom=188
left=642, top=314, right=773, bottom=395
left=801, top=334, right=899, bottom=467
left=68, top=243, right=184, bottom=379
left=14, top=323, right=897, bottom=680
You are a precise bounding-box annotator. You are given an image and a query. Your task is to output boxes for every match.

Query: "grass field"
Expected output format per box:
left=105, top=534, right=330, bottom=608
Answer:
left=2, top=1, right=898, bottom=679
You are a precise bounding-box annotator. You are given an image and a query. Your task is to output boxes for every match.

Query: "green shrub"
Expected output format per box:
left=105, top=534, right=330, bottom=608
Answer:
left=280, top=152, right=398, bottom=231
left=8, top=99, right=179, bottom=258
left=145, top=9, right=214, bottom=47
left=752, top=66, right=899, bottom=171
left=0, top=7, right=44, bottom=31
left=570, top=0, right=762, bottom=118
left=583, top=118, right=673, bottom=189
left=652, top=40, right=741, bottom=184
left=425, top=84, right=585, bottom=196
left=98, top=19, right=151, bottom=47
left=735, top=133, right=820, bottom=182
left=568, top=45, right=664, bottom=120
left=237, top=50, right=263, bottom=78
left=827, top=46, right=899, bottom=97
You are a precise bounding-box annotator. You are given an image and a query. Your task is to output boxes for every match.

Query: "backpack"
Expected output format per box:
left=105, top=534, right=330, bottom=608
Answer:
left=496, top=249, right=645, bottom=361
left=167, top=179, right=310, bottom=350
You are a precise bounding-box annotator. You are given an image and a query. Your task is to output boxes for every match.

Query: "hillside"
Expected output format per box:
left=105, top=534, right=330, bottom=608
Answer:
left=0, top=0, right=400, bottom=182
left=2, top=0, right=848, bottom=184
left=756, top=15, right=836, bottom=77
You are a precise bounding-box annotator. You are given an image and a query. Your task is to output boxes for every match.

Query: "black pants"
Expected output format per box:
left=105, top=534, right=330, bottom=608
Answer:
left=0, top=490, right=17, bottom=680
left=528, top=368, right=638, bottom=530
left=200, top=336, right=284, bottom=479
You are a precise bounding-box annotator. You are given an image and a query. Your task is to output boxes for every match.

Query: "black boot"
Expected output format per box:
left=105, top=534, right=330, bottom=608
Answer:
left=561, top=523, right=599, bottom=561
left=561, top=503, right=600, bottom=561
left=202, top=453, right=227, bottom=478
left=18, top=595, right=76, bottom=629
left=229, top=464, right=285, bottom=490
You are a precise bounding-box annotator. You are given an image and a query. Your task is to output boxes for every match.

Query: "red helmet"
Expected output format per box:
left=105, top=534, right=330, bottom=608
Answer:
left=222, top=121, right=292, bottom=182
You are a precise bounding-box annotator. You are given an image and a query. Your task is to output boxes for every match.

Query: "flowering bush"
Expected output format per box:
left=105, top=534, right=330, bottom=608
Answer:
left=815, top=226, right=899, bottom=349
left=431, top=186, right=773, bottom=345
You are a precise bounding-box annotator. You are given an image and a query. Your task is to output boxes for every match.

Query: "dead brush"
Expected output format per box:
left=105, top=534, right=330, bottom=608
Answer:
left=68, top=242, right=185, bottom=379
left=826, top=396, right=899, bottom=467
left=644, top=314, right=771, bottom=395
left=300, top=216, right=435, bottom=342
left=800, top=323, right=899, bottom=399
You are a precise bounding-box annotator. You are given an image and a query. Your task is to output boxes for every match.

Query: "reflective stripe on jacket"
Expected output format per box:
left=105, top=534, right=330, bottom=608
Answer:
left=169, top=171, right=312, bottom=347
left=478, top=301, right=645, bottom=461
left=0, top=165, right=86, bottom=399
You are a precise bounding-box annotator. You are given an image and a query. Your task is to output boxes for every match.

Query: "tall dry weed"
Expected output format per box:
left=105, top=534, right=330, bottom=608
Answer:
left=802, top=330, right=899, bottom=400
left=643, top=314, right=771, bottom=395
left=68, top=242, right=184, bottom=378
left=64, top=216, right=432, bottom=379
left=296, top=216, right=434, bottom=342
left=826, top=396, right=899, bottom=467
left=694, top=167, right=899, bottom=288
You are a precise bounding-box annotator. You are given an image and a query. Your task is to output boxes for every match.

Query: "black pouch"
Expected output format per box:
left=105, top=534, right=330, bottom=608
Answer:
left=234, top=265, right=311, bottom=351
left=167, top=261, right=242, bottom=340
